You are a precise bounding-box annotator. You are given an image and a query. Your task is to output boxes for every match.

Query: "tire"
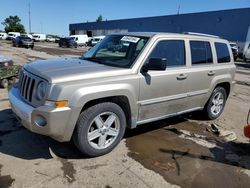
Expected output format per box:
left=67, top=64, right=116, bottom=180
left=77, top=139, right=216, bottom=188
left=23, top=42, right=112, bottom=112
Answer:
left=73, top=102, right=126, bottom=157
left=0, top=79, right=9, bottom=88
left=204, top=87, right=227, bottom=120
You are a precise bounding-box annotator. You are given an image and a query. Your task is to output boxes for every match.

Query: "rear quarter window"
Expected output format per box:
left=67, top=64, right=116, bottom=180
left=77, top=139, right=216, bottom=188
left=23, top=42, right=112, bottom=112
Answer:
left=190, top=41, right=213, bottom=65
left=215, top=42, right=231, bottom=63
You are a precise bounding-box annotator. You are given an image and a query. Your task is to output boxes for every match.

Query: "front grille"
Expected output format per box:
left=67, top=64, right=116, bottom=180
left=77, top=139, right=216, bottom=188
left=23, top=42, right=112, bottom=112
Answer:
left=19, top=70, right=36, bottom=103
left=18, top=69, right=48, bottom=107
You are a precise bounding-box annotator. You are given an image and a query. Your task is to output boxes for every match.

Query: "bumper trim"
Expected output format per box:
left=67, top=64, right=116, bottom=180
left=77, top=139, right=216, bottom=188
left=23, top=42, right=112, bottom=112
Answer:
left=9, top=87, right=33, bottom=123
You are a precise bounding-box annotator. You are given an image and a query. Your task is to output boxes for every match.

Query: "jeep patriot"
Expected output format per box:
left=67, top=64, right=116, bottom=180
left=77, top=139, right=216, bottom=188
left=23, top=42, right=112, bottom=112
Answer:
left=9, top=32, right=236, bottom=157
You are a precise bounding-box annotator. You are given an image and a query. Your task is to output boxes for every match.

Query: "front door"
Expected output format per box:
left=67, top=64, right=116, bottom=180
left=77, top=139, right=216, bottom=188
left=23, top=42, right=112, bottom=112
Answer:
left=138, top=39, right=189, bottom=122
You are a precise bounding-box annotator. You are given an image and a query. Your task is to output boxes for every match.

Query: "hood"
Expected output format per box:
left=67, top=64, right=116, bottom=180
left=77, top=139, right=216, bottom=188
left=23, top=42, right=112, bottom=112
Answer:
left=24, top=58, right=131, bottom=83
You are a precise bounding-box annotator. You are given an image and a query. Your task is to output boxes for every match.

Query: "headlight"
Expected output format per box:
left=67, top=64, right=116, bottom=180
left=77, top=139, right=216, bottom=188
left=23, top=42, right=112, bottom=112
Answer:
left=36, top=81, right=47, bottom=100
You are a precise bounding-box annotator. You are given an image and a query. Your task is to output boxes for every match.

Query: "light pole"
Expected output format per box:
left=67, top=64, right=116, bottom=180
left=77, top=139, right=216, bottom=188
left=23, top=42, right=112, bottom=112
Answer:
left=28, top=2, right=31, bottom=33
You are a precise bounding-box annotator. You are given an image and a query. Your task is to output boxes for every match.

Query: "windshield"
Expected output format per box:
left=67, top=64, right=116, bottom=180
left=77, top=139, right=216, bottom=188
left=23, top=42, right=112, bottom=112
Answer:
left=81, top=35, right=149, bottom=68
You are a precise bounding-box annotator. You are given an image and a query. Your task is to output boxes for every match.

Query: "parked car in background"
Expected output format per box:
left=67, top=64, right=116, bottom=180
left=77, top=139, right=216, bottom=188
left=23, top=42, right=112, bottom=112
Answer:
left=86, top=37, right=93, bottom=46
left=46, top=36, right=56, bottom=42
left=9, top=32, right=236, bottom=157
left=229, top=42, right=239, bottom=61
left=69, top=34, right=89, bottom=46
left=7, top=32, right=20, bottom=40
left=21, top=34, right=33, bottom=39
left=54, top=37, right=60, bottom=43
left=58, top=37, right=77, bottom=48
left=0, top=33, right=7, bottom=40
left=32, top=33, right=46, bottom=42
left=91, top=36, right=105, bottom=46
left=244, top=43, right=250, bottom=62
left=12, top=36, right=34, bottom=49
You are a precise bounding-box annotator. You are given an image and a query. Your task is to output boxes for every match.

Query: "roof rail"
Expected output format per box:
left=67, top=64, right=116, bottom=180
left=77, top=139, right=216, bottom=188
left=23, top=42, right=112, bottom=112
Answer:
left=183, top=32, right=221, bottom=38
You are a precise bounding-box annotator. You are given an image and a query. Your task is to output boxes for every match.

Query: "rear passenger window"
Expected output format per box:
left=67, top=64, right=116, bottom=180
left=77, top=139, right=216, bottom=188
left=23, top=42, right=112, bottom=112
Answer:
left=190, top=41, right=213, bottom=65
left=215, top=43, right=231, bottom=63
left=148, top=40, right=185, bottom=67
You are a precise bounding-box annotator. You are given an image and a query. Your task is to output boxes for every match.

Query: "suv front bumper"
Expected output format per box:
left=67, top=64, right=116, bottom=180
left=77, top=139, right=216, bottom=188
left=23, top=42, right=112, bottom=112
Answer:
left=9, top=87, right=74, bottom=142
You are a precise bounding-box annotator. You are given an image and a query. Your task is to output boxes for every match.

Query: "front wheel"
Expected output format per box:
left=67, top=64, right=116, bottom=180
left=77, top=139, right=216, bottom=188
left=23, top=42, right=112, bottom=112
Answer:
left=204, top=87, right=227, bottom=120
left=0, top=79, right=9, bottom=88
left=73, top=102, right=126, bottom=157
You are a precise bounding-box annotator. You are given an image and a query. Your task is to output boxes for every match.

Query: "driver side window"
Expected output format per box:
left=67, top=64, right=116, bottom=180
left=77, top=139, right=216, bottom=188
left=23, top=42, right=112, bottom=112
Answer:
left=147, top=40, right=186, bottom=67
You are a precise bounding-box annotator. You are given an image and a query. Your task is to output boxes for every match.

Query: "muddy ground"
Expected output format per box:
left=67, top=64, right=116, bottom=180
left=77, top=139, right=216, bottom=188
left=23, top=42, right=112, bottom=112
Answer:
left=0, top=40, right=250, bottom=188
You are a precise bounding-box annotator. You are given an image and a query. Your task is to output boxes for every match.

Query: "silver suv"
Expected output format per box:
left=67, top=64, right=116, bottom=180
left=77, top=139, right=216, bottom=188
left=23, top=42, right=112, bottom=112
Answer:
left=9, top=32, right=236, bottom=157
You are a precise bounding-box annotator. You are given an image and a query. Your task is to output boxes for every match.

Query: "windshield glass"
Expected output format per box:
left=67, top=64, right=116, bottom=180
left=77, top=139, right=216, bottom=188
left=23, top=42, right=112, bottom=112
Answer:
left=81, top=35, right=149, bottom=68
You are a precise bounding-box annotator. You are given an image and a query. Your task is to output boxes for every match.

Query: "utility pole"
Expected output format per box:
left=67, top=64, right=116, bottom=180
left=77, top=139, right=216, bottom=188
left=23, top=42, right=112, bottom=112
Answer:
left=177, top=4, right=180, bottom=15
left=28, top=2, right=31, bottom=33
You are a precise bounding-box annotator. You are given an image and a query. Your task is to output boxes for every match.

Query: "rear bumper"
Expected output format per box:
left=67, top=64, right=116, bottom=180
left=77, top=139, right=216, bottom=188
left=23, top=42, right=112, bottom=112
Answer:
left=9, top=87, right=75, bottom=142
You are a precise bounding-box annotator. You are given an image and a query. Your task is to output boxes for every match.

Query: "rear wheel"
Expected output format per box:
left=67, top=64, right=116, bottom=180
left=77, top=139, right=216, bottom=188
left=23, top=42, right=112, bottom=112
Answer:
left=204, top=87, right=227, bottom=120
left=0, top=79, right=9, bottom=88
left=73, top=102, right=126, bottom=157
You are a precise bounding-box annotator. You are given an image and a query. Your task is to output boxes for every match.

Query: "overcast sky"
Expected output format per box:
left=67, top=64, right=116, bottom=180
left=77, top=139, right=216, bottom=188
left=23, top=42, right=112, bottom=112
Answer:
left=0, top=0, right=249, bottom=36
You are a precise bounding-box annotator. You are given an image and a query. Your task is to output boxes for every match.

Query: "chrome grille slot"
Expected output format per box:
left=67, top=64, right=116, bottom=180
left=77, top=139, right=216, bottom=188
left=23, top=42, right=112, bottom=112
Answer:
left=24, top=77, right=31, bottom=99
left=29, top=79, right=35, bottom=102
left=21, top=75, right=27, bottom=96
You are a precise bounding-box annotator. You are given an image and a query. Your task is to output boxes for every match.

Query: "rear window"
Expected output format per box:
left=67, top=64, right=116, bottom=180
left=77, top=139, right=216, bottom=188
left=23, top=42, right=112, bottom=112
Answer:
left=215, top=42, right=231, bottom=63
left=190, top=41, right=213, bottom=65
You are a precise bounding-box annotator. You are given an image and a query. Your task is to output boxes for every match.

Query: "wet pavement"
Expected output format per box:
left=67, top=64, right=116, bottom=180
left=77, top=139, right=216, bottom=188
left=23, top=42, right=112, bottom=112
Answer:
left=126, top=117, right=250, bottom=188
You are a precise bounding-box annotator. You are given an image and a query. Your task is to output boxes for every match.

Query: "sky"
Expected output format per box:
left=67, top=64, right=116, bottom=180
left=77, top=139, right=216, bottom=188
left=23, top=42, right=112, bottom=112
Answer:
left=0, top=0, right=249, bottom=36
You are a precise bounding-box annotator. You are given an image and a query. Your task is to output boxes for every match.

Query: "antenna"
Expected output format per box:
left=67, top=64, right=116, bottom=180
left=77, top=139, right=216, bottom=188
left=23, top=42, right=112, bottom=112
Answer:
left=28, top=2, right=31, bottom=33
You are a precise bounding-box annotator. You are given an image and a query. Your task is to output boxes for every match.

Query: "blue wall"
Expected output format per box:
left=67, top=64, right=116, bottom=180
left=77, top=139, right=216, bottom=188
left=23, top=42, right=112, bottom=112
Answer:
left=69, top=8, right=250, bottom=42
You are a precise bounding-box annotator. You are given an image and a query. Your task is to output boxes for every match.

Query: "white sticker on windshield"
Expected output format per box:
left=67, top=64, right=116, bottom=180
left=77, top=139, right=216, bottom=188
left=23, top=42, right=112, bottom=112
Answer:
left=121, top=36, right=140, bottom=43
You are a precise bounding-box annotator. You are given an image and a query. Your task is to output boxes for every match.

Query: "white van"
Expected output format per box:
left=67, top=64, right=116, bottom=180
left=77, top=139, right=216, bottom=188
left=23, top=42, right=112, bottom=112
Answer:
left=91, top=35, right=105, bottom=46
left=69, top=34, right=89, bottom=46
left=32, top=33, right=46, bottom=42
left=7, top=32, right=20, bottom=40
left=0, top=33, right=7, bottom=40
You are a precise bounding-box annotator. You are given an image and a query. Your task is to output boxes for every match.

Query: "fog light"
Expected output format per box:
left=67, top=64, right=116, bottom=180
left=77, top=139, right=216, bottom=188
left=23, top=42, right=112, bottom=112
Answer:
left=34, top=115, right=47, bottom=127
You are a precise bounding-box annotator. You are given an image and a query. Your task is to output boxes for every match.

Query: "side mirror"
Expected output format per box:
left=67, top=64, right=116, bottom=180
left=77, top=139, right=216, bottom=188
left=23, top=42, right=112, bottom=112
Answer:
left=142, top=58, right=166, bottom=72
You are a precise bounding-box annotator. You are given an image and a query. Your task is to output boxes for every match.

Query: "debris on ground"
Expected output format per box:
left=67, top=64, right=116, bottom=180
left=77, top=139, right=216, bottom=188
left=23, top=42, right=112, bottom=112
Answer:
left=206, top=123, right=237, bottom=141
left=177, top=129, right=217, bottom=148
left=153, top=161, right=176, bottom=171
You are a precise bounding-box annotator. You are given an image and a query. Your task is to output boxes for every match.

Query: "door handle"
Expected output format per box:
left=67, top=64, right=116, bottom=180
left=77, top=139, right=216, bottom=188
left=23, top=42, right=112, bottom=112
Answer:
left=177, top=74, right=187, bottom=80
left=208, top=71, right=215, bottom=76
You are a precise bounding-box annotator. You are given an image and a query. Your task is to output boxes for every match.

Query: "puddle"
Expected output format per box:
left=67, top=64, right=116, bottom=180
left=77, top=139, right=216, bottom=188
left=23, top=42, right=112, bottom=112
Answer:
left=59, top=159, right=76, bottom=183
left=126, top=120, right=250, bottom=188
left=0, top=164, right=15, bottom=188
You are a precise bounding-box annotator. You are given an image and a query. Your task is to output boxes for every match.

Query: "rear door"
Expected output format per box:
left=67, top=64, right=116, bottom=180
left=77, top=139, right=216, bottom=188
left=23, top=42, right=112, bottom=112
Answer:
left=186, top=40, right=216, bottom=109
left=138, top=39, right=189, bottom=122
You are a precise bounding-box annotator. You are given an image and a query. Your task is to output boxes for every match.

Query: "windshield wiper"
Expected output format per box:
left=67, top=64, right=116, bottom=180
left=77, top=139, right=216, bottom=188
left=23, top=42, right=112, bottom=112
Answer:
left=83, top=57, right=103, bottom=64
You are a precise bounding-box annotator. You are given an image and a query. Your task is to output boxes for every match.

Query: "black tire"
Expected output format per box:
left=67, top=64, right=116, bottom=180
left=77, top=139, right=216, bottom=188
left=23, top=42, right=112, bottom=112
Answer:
left=204, top=87, right=227, bottom=120
left=73, top=102, right=126, bottom=157
left=0, top=79, right=9, bottom=88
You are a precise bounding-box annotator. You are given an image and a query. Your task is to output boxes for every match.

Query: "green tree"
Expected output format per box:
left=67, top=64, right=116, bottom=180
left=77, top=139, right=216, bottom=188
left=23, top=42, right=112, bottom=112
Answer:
left=1, top=15, right=25, bottom=33
left=96, top=14, right=103, bottom=22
